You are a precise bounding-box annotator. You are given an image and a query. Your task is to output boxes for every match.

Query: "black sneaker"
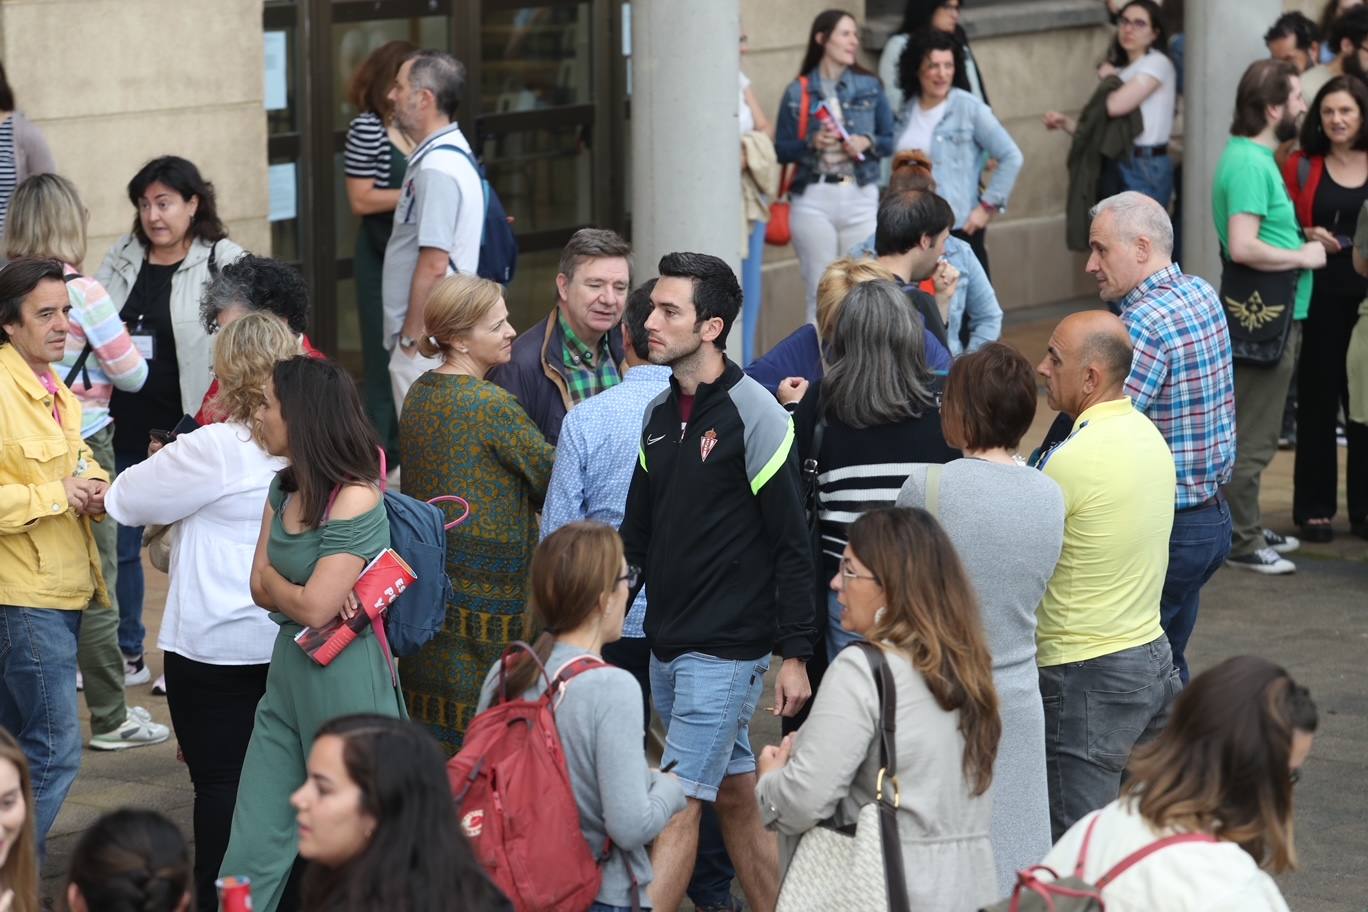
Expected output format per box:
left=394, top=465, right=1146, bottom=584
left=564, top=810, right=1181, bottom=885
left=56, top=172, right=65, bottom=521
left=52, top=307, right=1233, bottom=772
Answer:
left=1226, top=547, right=1296, bottom=575
left=1261, top=528, right=1300, bottom=554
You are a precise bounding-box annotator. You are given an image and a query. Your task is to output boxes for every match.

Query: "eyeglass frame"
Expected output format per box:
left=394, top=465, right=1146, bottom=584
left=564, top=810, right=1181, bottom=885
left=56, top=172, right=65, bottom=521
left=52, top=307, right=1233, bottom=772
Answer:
left=839, top=557, right=880, bottom=584
left=618, top=565, right=641, bottom=590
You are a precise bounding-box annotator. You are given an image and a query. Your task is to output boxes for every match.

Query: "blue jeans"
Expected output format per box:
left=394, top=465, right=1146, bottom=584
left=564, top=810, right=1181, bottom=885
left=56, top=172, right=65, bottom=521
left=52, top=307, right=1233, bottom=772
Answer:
left=741, top=218, right=767, bottom=365
left=114, top=450, right=147, bottom=657
left=1161, top=497, right=1231, bottom=684
left=1117, top=153, right=1174, bottom=209
left=0, top=606, right=83, bottom=851
left=649, top=652, right=768, bottom=802
left=1039, top=636, right=1182, bottom=840
left=827, top=589, right=863, bottom=658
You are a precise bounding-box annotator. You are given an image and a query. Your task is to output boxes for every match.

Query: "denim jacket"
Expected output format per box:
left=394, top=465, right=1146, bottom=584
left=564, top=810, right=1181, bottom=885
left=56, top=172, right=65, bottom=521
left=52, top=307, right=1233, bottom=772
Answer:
left=775, top=68, right=894, bottom=193
left=847, top=234, right=1002, bottom=356
left=895, top=88, right=1023, bottom=230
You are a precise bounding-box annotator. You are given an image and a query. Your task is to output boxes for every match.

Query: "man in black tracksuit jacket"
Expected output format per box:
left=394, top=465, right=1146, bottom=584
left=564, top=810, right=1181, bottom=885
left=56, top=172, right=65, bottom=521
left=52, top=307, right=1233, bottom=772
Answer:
left=621, top=252, right=814, bottom=911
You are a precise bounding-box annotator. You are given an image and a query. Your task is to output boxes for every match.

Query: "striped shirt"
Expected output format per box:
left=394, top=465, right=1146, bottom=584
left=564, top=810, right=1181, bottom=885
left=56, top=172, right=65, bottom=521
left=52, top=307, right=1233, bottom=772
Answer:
left=0, top=116, right=17, bottom=236
left=54, top=264, right=149, bottom=438
left=1116, top=263, right=1235, bottom=510
left=344, top=111, right=390, bottom=185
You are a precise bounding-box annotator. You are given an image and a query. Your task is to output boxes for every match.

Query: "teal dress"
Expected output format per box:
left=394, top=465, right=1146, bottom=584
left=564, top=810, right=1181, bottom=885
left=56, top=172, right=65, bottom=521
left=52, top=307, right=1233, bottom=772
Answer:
left=355, top=138, right=408, bottom=455
left=218, top=474, right=405, bottom=912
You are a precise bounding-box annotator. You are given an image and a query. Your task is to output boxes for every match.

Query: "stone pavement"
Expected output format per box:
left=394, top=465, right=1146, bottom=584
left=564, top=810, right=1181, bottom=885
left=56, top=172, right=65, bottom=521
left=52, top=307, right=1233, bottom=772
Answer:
left=40, top=302, right=1368, bottom=909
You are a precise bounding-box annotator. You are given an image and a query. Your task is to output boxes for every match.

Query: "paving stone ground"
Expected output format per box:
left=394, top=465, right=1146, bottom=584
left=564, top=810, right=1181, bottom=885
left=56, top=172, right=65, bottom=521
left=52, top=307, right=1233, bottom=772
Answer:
left=40, top=302, right=1368, bottom=909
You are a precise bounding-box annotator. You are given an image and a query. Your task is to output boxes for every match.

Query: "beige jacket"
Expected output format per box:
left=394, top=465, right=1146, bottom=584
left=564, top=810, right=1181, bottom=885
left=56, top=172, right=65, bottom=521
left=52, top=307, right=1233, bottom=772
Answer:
left=741, top=130, right=780, bottom=253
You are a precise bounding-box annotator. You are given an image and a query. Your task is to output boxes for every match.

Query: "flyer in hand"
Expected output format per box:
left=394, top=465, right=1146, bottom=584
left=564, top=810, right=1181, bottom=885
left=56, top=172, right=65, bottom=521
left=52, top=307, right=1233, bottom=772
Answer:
left=294, top=548, right=417, bottom=666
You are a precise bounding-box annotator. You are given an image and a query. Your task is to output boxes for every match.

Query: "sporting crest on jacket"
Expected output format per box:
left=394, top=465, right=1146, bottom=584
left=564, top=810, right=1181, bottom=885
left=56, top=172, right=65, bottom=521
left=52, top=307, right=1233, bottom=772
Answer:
left=700, top=428, right=719, bottom=462
left=1224, top=290, right=1284, bottom=332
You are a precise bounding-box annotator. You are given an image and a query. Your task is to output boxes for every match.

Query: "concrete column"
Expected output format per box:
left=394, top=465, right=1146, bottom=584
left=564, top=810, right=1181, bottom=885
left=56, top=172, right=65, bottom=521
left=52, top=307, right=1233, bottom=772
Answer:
left=1182, top=0, right=1282, bottom=285
left=631, top=0, right=744, bottom=361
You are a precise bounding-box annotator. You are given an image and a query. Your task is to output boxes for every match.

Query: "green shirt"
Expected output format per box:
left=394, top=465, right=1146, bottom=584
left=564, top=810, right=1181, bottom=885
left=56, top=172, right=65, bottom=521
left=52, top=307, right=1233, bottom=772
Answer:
left=266, top=473, right=390, bottom=624
left=559, top=312, right=620, bottom=405
left=1211, top=136, right=1312, bottom=319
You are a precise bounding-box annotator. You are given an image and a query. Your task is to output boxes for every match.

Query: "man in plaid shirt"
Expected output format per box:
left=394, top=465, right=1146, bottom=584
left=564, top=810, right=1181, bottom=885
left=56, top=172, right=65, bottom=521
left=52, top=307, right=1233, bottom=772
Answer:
left=1085, top=192, right=1235, bottom=683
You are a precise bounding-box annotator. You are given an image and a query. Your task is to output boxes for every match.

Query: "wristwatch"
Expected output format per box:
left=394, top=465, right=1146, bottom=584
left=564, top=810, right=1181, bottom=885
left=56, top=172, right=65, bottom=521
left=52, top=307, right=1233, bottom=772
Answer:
left=399, top=335, right=418, bottom=350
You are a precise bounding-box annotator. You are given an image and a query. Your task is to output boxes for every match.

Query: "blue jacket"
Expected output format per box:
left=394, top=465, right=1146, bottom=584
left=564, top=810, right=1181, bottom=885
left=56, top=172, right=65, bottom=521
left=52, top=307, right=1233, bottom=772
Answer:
left=895, top=88, right=1023, bottom=230
left=848, top=234, right=1002, bottom=356
left=776, top=68, right=894, bottom=193
left=746, top=321, right=951, bottom=395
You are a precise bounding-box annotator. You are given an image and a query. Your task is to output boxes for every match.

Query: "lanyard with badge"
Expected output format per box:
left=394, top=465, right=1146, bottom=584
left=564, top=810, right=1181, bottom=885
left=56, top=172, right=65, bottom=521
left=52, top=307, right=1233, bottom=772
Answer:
left=128, top=314, right=156, bottom=360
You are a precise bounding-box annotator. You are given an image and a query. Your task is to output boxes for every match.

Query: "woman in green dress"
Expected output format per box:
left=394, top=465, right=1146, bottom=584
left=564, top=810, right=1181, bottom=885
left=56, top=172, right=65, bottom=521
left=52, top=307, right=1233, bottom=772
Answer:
left=399, top=274, right=555, bottom=755
left=344, top=39, right=415, bottom=457
left=219, top=356, right=406, bottom=912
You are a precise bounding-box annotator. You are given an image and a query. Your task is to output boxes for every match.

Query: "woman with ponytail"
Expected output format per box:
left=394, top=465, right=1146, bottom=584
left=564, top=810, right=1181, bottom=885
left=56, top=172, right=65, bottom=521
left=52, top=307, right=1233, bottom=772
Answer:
left=756, top=507, right=1002, bottom=910
left=398, top=274, right=554, bottom=755
left=474, top=522, right=686, bottom=912
left=65, top=810, right=191, bottom=912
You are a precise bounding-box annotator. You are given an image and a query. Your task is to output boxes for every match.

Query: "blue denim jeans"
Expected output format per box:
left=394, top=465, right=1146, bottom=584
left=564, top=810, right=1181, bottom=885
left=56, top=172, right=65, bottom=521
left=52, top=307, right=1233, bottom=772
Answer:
left=741, top=218, right=767, bottom=365
left=1039, top=636, right=1182, bottom=840
left=826, top=589, right=863, bottom=658
left=114, top=450, right=147, bottom=657
left=0, top=606, right=83, bottom=851
left=1161, top=498, right=1232, bottom=684
left=1117, top=153, right=1175, bottom=209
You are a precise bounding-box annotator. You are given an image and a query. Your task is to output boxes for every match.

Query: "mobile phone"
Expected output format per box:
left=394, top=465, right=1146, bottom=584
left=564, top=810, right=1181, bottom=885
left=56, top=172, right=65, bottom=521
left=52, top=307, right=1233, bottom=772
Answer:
left=148, top=429, right=175, bottom=446
left=661, top=760, right=678, bottom=773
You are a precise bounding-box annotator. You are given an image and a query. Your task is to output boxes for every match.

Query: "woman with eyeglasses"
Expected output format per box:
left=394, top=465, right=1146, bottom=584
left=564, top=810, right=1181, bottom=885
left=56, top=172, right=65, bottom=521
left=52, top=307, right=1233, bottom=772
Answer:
left=1028, top=655, right=1315, bottom=911
left=1044, top=0, right=1177, bottom=207
left=474, top=522, right=687, bottom=912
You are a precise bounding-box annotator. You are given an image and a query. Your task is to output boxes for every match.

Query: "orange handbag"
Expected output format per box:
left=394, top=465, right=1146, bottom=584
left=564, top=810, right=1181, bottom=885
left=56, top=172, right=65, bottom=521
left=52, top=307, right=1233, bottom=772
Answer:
left=766, top=76, right=811, bottom=247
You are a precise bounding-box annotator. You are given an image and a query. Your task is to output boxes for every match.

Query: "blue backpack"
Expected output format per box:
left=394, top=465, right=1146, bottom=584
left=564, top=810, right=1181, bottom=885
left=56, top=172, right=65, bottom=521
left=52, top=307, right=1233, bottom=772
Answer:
left=410, top=141, right=518, bottom=285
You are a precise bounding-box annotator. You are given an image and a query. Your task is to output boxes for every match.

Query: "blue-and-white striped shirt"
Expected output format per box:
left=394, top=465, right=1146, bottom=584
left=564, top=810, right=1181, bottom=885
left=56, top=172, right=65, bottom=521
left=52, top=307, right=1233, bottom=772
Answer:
left=541, top=364, right=671, bottom=637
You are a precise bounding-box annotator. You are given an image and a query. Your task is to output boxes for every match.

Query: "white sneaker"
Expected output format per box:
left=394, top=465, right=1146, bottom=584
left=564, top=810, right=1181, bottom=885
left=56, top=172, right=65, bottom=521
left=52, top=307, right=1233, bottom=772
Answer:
left=152, top=674, right=167, bottom=696
left=1226, top=547, right=1296, bottom=575
left=1262, top=528, right=1301, bottom=554
left=123, top=654, right=151, bottom=686
left=76, top=671, right=83, bottom=691
left=89, top=708, right=171, bottom=751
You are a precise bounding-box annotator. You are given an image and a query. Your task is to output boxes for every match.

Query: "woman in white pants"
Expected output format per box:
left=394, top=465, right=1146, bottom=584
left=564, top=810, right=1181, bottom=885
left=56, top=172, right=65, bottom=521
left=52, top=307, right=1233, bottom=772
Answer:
left=776, top=9, right=894, bottom=323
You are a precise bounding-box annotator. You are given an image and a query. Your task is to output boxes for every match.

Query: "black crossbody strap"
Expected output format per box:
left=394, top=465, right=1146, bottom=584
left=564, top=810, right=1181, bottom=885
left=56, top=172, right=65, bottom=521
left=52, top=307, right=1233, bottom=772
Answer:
left=855, top=642, right=911, bottom=912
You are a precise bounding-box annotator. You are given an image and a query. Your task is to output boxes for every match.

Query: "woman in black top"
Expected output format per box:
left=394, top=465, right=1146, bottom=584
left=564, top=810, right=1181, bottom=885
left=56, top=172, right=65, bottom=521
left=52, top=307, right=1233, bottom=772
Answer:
left=95, top=156, right=244, bottom=681
left=1285, top=77, right=1368, bottom=542
left=778, top=278, right=958, bottom=730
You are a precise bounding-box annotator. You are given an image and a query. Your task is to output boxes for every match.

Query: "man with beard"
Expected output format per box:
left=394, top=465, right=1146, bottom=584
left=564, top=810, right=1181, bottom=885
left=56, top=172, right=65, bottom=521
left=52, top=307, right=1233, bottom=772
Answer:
left=1295, top=5, right=1368, bottom=106
left=1212, top=59, right=1327, bottom=574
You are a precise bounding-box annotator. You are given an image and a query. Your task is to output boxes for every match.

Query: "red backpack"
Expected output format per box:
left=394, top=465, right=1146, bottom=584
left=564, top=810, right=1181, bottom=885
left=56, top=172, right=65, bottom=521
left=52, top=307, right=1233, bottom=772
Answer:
left=447, top=644, right=619, bottom=912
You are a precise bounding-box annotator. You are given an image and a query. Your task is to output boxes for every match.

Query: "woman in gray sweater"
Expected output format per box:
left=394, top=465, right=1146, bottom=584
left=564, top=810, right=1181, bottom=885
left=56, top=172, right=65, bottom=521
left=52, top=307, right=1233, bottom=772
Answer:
left=476, top=522, right=685, bottom=911
left=896, top=343, right=1064, bottom=891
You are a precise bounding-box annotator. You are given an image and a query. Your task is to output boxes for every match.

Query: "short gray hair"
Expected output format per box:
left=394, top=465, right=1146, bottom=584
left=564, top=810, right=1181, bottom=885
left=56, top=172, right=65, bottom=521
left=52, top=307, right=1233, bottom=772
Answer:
left=1089, top=191, right=1174, bottom=256
left=408, top=50, right=465, bottom=119
left=821, top=280, right=935, bottom=429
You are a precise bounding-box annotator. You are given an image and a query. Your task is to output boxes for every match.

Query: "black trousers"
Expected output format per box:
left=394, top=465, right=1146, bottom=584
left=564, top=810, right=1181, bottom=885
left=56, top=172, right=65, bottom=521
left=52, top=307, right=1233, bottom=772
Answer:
left=1293, top=289, right=1368, bottom=524
left=163, top=652, right=270, bottom=912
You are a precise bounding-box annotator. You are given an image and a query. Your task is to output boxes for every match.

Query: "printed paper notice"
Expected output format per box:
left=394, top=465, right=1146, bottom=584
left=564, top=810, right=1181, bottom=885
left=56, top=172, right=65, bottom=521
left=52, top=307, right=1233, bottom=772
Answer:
left=264, top=31, right=288, bottom=111
left=268, top=162, right=297, bottom=223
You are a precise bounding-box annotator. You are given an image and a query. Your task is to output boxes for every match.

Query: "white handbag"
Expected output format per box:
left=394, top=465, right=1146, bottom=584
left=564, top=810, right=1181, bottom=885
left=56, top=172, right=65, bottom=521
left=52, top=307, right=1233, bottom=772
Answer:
left=775, top=643, right=911, bottom=912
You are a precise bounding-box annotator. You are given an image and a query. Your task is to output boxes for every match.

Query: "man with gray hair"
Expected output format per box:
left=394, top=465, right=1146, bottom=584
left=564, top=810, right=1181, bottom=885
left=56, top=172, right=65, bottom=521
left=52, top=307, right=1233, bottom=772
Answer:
left=383, top=49, right=483, bottom=416
left=1084, top=191, right=1234, bottom=683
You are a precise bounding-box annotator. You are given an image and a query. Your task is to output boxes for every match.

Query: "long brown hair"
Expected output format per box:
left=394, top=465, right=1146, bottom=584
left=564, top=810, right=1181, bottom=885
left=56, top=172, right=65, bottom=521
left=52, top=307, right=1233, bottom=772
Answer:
left=0, top=730, right=38, bottom=912
left=1124, top=656, right=1318, bottom=872
left=846, top=508, right=1000, bottom=795
left=273, top=356, right=382, bottom=529
left=347, top=40, right=417, bottom=119
left=498, top=522, right=623, bottom=700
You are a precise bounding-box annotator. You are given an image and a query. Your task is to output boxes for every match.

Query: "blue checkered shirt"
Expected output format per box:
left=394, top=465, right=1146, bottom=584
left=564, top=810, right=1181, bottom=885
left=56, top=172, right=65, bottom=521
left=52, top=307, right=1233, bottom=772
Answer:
left=540, top=364, right=671, bottom=637
left=1117, top=263, right=1236, bottom=509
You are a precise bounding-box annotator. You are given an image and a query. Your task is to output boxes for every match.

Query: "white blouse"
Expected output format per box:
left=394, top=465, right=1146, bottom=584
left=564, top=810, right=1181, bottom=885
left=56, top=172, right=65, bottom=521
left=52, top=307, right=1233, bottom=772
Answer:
left=106, top=421, right=286, bottom=664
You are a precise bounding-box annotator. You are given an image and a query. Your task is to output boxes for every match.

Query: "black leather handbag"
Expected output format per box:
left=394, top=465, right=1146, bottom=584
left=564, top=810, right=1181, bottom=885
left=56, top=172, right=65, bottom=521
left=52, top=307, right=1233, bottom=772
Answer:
left=1218, top=256, right=1299, bottom=367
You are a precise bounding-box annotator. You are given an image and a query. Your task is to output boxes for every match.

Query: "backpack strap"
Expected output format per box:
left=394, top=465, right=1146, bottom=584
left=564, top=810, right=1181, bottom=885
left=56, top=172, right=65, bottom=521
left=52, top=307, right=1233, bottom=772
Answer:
left=1095, top=831, right=1219, bottom=889
left=498, top=640, right=556, bottom=702
left=923, top=464, right=944, bottom=520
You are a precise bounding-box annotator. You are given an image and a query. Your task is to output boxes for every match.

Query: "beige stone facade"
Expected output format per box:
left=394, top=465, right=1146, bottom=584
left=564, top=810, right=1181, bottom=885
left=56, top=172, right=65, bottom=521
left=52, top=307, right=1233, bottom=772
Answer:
left=0, top=0, right=269, bottom=273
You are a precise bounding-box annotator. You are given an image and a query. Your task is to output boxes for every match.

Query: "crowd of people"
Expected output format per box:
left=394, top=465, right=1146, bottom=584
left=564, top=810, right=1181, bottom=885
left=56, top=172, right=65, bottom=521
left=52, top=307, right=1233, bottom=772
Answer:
left=0, top=2, right=1356, bottom=910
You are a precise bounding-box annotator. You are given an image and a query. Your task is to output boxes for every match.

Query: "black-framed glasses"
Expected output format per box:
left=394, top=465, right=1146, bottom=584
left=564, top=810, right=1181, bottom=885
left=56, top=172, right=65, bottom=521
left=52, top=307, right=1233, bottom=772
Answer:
left=618, top=565, right=641, bottom=589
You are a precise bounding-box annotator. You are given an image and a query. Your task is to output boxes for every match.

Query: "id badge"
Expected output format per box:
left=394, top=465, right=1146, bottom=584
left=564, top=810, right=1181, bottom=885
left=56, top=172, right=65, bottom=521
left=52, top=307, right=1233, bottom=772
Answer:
left=131, top=333, right=155, bottom=360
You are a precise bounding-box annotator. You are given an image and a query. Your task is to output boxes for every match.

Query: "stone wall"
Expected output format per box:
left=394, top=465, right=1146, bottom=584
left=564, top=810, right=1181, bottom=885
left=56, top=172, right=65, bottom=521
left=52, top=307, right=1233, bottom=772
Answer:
left=0, top=0, right=269, bottom=271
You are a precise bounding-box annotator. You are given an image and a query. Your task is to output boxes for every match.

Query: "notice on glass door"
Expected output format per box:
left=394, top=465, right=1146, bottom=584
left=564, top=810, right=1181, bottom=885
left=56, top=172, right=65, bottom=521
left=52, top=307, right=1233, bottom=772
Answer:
left=264, top=31, right=287, bottom=111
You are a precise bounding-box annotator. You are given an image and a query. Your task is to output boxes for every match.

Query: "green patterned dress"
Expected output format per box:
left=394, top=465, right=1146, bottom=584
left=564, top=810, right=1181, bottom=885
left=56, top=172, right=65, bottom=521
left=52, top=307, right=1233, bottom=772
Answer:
left=398, top=371, right=554, bottom=754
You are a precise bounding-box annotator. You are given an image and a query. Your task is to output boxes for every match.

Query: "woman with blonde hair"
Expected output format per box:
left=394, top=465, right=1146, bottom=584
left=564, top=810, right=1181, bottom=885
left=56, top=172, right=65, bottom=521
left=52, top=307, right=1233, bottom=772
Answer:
left=745, top=255, right=951, bottom=396
left=1029, top=656, right=1315, bottom=910
left=3, top=173, right=169, bottom=750
left=106, top=312, right=295, bottom=912
left=0, top=730, right=38, bottom=912
left=757, top=507, right=1001, bottom=910
left=399, top=274, right=555, bottom=754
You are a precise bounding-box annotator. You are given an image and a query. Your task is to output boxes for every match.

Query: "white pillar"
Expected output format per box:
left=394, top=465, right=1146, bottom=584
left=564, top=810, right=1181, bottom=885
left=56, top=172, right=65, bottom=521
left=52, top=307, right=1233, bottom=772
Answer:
left=1182, top=0, right=1283, bottom=284
left=630, top=0, right=744, bottom=362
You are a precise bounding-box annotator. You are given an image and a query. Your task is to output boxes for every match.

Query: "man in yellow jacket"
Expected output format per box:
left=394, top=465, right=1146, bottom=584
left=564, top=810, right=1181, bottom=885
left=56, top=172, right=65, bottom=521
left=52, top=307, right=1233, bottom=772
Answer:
left=0, top=257, right=110, bottom=849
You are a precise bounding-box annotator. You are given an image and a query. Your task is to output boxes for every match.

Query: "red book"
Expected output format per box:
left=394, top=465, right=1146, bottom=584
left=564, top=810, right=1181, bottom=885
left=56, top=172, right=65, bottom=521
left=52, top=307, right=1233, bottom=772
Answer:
left=294, top=549, right=416, bottom=666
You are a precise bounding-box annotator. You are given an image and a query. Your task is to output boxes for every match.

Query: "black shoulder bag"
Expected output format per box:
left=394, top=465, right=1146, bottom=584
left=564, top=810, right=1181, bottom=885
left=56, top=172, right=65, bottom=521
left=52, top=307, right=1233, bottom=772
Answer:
left=1218, top=254, right=1299, bottom=367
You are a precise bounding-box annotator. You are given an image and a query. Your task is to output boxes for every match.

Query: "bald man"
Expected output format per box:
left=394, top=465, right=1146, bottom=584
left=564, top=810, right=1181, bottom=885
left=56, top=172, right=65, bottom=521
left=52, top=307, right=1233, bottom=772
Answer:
left=1034, top=310, right=1182, bottom=839
left=1086, top=192, right=1235, bottom=683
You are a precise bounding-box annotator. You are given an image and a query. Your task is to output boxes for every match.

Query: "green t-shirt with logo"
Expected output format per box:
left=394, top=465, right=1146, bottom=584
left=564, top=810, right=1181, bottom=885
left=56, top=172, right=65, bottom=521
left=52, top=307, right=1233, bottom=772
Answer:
left=1211, top=136, right=1311, bottom=319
